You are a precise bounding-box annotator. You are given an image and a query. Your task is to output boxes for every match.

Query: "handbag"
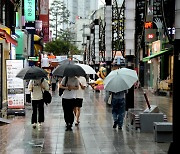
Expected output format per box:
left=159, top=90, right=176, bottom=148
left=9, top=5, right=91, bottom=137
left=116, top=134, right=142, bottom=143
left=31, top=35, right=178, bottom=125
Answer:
left=59, top=88, right=64, bottom=96
left=40, top=78, right=52, bottom=105
left=43, top=90, right=52, bottom=105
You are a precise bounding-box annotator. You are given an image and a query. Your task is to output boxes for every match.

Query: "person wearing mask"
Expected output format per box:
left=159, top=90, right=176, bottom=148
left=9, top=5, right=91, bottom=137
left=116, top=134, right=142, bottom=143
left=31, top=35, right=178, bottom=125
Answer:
left=74, top=76, right=87, bottom=125
left=28, top=78, right=49, bottom=129
left=59, top=76, right=79, bottom=131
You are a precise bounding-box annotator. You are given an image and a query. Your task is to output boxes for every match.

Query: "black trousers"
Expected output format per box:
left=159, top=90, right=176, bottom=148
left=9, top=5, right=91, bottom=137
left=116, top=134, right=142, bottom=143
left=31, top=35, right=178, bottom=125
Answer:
left=52, top=83, right=56, bottom=91
left=31, top=99, right=44, bottom=124
left=62, top=98, right=75, bottom=125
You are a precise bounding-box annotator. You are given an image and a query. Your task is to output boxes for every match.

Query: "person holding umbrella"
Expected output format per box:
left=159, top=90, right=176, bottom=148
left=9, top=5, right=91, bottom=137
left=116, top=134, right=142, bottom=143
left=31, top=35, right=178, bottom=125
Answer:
left=28, top=78, right=49, bottom=129
left=110, top=64, right=127, bottom=129
left=104, top=63, right=138, bottom=129
left=59, top=76, right=79, bottom=131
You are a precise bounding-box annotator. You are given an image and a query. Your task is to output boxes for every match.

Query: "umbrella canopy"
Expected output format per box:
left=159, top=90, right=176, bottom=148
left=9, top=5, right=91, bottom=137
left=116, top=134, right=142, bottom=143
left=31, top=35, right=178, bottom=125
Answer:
left=75, top=63, right=96, bottom=74
left=52, top=64, right=86, bottom=77
left=16, top=66, right=48, bottom=80
left=59, top=59, right=77, bottom=65
left=104, top=68, right=138, bottom=93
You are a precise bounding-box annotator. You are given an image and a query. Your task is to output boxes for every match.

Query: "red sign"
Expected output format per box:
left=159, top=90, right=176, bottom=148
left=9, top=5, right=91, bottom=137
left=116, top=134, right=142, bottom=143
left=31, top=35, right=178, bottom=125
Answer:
left=147, top=34, right=154, bottom=39
left=145, top=22, right=153, bottom=29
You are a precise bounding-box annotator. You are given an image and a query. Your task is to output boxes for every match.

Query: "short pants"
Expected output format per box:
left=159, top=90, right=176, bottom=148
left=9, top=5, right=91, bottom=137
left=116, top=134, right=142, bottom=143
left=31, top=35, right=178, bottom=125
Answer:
left=74, top=98, right=83, bottom=107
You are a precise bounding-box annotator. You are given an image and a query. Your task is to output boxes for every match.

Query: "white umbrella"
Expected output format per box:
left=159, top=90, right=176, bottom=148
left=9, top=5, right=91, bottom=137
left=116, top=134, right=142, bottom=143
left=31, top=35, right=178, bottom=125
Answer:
left=104, top=68, right=138, bottom=93
left=75, top=63, right=96, bottom=74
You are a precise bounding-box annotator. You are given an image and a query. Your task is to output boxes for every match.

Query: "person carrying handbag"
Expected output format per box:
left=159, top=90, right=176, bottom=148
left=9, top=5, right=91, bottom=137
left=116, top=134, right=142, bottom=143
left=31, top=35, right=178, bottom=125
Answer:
left=28, top=78, right=49, bottom=129
left=59, top=76, right=79, bottom=131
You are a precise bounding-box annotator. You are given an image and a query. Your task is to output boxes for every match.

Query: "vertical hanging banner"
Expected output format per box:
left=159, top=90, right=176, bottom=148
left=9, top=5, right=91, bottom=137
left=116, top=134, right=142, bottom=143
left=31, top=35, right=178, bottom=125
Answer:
left=6, top=60, right=24, bottom=110
left=24, top=0, right=35, bottom=22
left=39, top=0, right=49, bottom=43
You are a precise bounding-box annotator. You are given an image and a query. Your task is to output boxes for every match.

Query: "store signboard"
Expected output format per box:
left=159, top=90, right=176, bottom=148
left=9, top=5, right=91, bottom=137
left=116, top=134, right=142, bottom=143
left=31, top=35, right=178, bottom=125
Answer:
left=6, top=60, right=24, bottom=109
left=24, top=0, right=35, bottom=22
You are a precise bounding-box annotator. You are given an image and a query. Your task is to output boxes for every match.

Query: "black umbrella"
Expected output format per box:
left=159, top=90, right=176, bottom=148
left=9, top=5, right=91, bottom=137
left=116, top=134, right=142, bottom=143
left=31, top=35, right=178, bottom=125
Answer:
left=52, top=64, right=86, bottom=77
left=16, top=66, right=48, bottom=80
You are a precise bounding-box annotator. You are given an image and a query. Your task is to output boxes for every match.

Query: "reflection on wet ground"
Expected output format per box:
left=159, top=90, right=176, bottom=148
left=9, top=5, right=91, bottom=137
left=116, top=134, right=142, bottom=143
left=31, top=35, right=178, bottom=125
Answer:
left=0, top=87, right=172, bottom=153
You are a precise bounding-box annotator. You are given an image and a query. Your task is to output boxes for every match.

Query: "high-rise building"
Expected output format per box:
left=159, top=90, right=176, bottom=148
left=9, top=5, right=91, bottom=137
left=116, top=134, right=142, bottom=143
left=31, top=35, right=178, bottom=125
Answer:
left=63, top=0, right=98, bottom=23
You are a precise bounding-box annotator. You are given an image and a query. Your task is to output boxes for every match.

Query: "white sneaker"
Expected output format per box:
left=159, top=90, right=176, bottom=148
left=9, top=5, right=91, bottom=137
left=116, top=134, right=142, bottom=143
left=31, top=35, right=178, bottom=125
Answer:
left=38, top=123, right=42, bottom=127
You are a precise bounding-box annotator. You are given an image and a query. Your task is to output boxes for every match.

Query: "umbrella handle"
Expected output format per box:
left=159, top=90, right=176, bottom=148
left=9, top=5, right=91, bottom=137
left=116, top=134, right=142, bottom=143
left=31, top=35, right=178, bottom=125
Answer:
left=143, top=92, right=151, bottom=109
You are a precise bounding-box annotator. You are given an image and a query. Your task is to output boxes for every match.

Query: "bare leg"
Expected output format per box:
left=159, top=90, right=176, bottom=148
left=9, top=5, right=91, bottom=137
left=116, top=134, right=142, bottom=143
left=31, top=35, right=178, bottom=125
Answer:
left=76, top=107, right=81, bottom=122
left=73, top=108, right=76, bottom=116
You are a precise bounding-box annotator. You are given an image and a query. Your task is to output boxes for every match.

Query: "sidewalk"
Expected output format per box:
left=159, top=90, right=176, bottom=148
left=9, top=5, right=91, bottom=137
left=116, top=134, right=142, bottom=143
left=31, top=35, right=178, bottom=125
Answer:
left=0, top=87, right=171, bottom=154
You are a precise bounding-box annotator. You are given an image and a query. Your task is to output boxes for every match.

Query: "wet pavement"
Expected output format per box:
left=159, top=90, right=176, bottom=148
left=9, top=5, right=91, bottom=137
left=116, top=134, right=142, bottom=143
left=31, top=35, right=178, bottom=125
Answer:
left=0, top=86, right=172, bottom=154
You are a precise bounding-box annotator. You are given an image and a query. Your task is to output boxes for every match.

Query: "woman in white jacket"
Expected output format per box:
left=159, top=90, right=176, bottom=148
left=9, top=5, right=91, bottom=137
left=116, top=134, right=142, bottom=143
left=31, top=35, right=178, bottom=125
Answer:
left=28, top=78, right=49, bottom=128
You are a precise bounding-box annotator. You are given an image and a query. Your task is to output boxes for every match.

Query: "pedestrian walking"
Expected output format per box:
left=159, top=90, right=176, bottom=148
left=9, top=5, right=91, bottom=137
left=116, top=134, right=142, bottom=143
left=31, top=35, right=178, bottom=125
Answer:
left=74, top=76, right=87, bottom=125
left=28, top=78, right=49, bottom=129
left=111, top=90, right=127, bottom=129
left=59, top=76, right=79, bottom=131
left=51, top=75, right=57, bottom=91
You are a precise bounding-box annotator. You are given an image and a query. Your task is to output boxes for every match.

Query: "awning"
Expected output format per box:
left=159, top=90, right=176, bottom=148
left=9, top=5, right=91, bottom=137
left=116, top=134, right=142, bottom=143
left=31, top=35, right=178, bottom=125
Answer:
left=142, top=48, right=173, bottom=62
left=0, top=29, right=18, bottom=46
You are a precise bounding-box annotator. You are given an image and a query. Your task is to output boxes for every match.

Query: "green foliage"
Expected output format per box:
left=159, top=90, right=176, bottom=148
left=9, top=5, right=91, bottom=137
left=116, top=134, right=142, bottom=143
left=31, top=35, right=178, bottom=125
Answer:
left=44, top=38, right=81, bottom=56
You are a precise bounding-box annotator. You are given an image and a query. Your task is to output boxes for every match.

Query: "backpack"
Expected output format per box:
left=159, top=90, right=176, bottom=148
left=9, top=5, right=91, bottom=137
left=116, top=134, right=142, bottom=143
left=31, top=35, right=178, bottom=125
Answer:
left=41, top=78, right=52, bottom=105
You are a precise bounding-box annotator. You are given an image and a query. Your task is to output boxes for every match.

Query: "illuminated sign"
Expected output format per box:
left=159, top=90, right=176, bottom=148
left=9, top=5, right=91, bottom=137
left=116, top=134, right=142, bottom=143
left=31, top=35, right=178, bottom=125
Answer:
left=147, top=34, right=154, bottom=39
left=16, top=12, right=19, bottom=27
left=24, top=0, right=35, bottom=22
left=28, top=56, right=39, bottom=61
left=145, top=22, right=153, bottom=29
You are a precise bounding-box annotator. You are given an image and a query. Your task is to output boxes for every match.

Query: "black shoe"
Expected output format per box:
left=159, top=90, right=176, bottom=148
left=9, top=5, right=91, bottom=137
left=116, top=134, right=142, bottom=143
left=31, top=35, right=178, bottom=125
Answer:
left=32, top=123, right=37, bottom=129
left=68, top=127, right=72, bottom=131
left=65, top=127, right=69, bottom=131
left=75, top=121, right=80, bottom=126
left=113, top=122, right=117, bottom=128
left=66, top=124, right=72, bottom=131
left=118, top=126, right=122, bottom=129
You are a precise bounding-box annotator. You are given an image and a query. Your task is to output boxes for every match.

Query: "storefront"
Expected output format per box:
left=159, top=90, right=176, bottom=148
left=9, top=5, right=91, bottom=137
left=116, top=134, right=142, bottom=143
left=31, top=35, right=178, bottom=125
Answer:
left=0, top=25, right=18, bottom=116
left=143, top=40, right=173, bottom=95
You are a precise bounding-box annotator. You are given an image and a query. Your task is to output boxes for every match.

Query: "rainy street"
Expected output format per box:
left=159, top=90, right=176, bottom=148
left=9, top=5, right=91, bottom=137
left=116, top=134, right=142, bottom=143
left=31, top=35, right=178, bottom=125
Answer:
left=0, top=87, right=172, bottom=154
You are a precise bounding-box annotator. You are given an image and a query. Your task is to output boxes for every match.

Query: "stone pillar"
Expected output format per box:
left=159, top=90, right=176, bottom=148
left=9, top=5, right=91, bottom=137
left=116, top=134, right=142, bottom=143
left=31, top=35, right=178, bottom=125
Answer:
left=105, top=0, right=112, bottom=75
left=125, top=0, right=136, bottom=110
